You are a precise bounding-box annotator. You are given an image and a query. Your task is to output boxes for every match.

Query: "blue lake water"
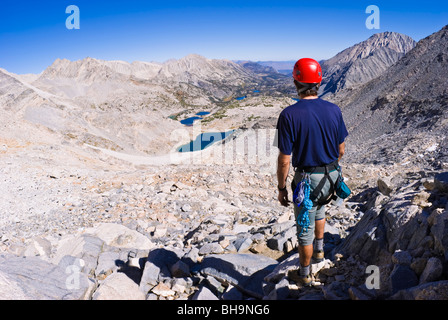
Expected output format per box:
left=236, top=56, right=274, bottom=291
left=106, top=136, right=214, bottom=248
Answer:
left=235, top=96, right=247, bottom=101
left=177, top=130, right=235, bottom=152
left=180, top=116, right=203, bottom=126
left=179, top=111, right=211, bottom=126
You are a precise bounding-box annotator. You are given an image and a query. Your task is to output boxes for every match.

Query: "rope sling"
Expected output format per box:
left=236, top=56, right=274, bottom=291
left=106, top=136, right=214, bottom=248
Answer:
left=293, top=173, right=313, bottom=236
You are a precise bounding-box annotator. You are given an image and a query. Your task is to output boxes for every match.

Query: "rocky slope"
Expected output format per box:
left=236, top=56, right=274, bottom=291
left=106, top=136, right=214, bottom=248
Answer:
left=1, top=142, right=447, bottom=300
left=320, top=32, right=416, bottom=97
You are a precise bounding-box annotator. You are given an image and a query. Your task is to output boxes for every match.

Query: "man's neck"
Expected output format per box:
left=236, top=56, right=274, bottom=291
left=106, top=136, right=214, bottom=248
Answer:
left=300, top=96, right=318, bottom=100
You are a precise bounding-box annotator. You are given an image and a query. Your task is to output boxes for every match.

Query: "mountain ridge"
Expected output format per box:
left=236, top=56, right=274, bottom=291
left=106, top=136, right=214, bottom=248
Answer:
left=332, top=25, right=448, bottom=166
left=320, top=31, right=416, bottom=96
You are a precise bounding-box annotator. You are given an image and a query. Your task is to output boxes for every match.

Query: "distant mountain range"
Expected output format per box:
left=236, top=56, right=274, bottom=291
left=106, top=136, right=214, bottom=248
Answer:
left=235, top=32, right=417, bottom=97
left=11, top=31, right=418, bottom=107
left=234, top=60, right=296, bottom=75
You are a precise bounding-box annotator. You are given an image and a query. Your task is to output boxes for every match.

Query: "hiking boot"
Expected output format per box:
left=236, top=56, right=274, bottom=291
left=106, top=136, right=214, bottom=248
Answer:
left=288, top=269, right=312, bottom=287
left=298, top=274, right=312, bottom=287
left=312, top=250, right=324, bottom=263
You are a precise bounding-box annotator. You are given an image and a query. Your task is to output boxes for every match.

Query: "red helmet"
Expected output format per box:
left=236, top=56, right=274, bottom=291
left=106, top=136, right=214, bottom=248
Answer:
left=292, top=58, right=322, bottom=83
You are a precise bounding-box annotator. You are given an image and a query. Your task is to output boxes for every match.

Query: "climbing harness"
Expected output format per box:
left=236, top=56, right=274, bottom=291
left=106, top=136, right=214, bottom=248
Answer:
left=292, top=161, right=351, bottom=235
left=296, top=160, right=339, bottom=206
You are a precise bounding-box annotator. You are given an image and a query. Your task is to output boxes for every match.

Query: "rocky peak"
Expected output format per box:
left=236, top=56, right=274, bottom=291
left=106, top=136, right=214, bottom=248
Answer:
left=156, top=53, right=253, bottom=81
left=340, top=32, right=415, bottom=62
left=320, top=32, right=416, bottom=96
left=333, top=24, right=448, bottom=167
left=102, top=60, right=162, bottom=79
left=39, top=57, right=126, bottom=83
left=235, top=60, right=279, bottom=75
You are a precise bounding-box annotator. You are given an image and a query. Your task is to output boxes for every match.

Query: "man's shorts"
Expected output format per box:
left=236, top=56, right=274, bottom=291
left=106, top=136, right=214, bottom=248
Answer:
left=291, top=169, right=339, bottom=246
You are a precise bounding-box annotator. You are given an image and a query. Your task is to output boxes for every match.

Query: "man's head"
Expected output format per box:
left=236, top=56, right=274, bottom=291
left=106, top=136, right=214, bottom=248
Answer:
left=292, top=58, right=322, bottom=98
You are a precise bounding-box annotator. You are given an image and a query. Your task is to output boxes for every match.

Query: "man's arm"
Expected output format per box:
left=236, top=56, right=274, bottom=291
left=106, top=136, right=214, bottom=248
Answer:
left=277, top=151, right=291, bottom=207
left=338, top=142, right=345, bottom=161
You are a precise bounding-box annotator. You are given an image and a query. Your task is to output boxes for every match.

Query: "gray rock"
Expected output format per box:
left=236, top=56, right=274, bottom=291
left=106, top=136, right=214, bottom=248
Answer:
left=428, top=209, right=448, bottom=260
left=407, top=217, right=430, bottom=251
left=251, top=233, right=265, bottom=243
left=348, top=285, right=377, bottom=300
left=204, top=275, right=226, bottom=296
left=383, top=204, right=421, bottom=252
left=222, top=284, right=244, bottom=300
left=198, top=253, right=278, bottom=299
left=170, top=260, right=190, bottom=278
left=140, top=248, right=183, bottom=294
left=271, top=278, right=290, bottom=300
left=266, top=237, right=284, bottom=252
left=198, top=242, right=224, bottom=255
left=378, top=177, right=394, bottom=196
left=334, top=207, right=389, bottom=265
left=419, top=257, right=443, bottom=284
left=322, top=281, right=351, bottom=300
left=92, top=272, right=145, bottom=300
left=422, top=178, right=435, bottom=191
left=334, top=182, right=437, bottom=267
left=270, top=221, right=296, bottom=235
left=324, top=223, right=340, bottom=236
left=200, top=253, right=278, bottom=279
left=84, top=223, right=155, bottom=250
left=364, top=191, right=388, bottom=211
left=182, top=247, right=200, bottom=267
left=410, top=257, right=427, bottom=276
left=389, top=280, right=448, bottom=300
left=181, top=204, right=191, bottom=212
left=95, top=251, right=120, bottom=278
left=390, top=264, right=419, bottom=295
left=23, top=236, right=52, bottom=259
left=192, top=285, right=219, bottom=300
left=170, top=277, right=192, bottom=293
left=391, top=250, right=412, bottom=265
left=233, top=237, right=253, bottom=253
left=151, top=281, right=175, bottom=298
left=52, top=234, right=105, bottom=276
left=267, top=225, right=296, bottom=252
left=0, top=254, right=93, bottom=300
left=434, top=172, right=448, bottom=193
left=146, top=293, right=159, bottom=300
left=264, top=252, right=300, bottom=283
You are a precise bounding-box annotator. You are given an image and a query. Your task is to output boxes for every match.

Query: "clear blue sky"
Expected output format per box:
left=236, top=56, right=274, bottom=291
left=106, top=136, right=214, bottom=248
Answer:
left=0, top=0, right=447, bottom=74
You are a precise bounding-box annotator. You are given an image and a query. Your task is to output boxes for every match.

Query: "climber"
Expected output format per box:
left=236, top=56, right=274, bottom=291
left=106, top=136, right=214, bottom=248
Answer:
left=275, top=58, right=348, bottom=286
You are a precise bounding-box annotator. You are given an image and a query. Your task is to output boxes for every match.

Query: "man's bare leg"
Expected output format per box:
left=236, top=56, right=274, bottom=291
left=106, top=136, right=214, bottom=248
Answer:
left=315, top=218, right=325, bottom=240
left=298, top=244, right=313, bottom=267
left=298, top=218, right=326, bottom=275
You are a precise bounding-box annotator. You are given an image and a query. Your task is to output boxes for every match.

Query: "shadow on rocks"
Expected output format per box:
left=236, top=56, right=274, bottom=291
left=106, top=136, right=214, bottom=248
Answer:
left=115, top=258, right=145, bottom=285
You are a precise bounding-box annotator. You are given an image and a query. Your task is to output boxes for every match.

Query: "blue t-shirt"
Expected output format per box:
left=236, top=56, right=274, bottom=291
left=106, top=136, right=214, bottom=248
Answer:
left=275, top=98, right=348, bottom=168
